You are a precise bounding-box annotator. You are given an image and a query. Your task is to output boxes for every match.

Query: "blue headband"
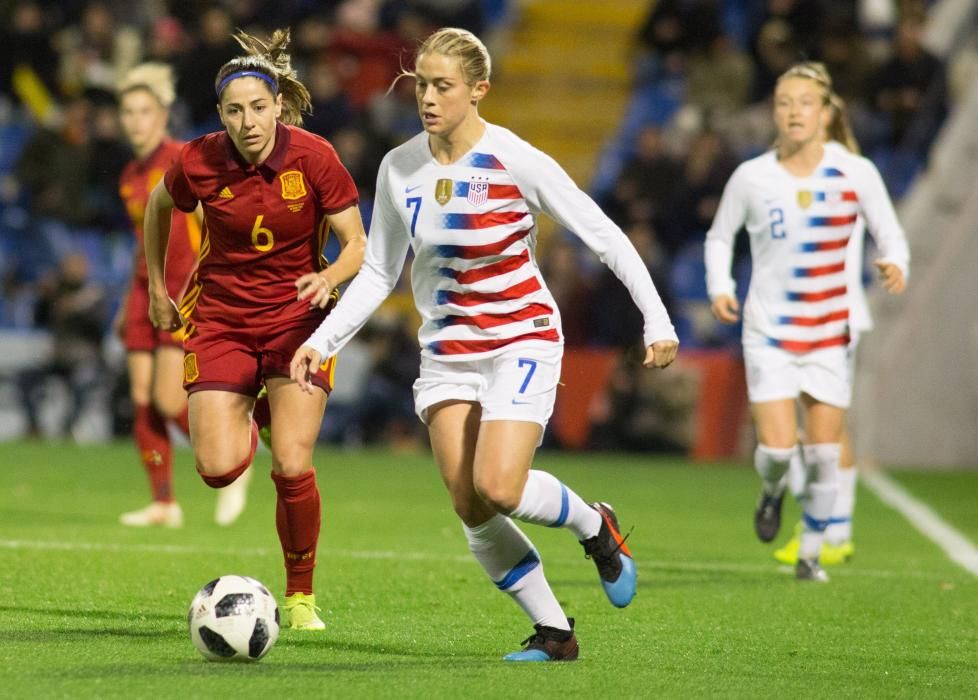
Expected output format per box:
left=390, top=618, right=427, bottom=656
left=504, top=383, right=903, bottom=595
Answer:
left=216, top=70, right=278, bottom=97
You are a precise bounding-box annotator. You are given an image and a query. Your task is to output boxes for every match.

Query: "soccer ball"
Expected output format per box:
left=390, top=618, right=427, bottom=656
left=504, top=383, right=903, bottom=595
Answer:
left=188, top=575, right=280, bottom=661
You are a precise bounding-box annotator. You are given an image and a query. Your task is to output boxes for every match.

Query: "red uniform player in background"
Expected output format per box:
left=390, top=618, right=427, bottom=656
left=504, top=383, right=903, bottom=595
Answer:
left=143, top=29, right=367, bottom=630
left=115, top=63, right=252, bottom=528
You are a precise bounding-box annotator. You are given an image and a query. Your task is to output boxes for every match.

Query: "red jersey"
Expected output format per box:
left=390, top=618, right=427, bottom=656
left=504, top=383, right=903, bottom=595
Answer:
left=164, top=123, right=358, bottom=331
left=119, top=138, right=200, bottom=297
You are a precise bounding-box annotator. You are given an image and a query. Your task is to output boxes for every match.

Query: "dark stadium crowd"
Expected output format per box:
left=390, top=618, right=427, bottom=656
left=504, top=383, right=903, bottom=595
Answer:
left=0, top=0, right=951, bottom=449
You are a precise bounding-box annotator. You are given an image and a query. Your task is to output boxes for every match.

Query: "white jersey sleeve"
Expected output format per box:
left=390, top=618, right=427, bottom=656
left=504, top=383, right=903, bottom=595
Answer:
left=497, top=129, right=677, bottom=346
left=704, top=163, right=750, bottom=300
left=849, top=154, right=910, bottom=279
left=304, top=154, right=411, bottom=358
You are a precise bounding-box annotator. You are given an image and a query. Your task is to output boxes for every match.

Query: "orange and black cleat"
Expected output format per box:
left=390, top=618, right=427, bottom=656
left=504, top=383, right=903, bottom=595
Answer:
left=581, top=502, right=636, bottom=608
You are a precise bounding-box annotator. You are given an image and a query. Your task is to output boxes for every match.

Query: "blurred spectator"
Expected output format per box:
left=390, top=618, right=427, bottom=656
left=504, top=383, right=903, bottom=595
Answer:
left=407, top=0, right=486, bottom=36
left=54, top=1, right=141, bottom=97
left=87, top=95, right=129, bottom=229
left=16, top=95, right=96, bottom=232
left=0, top=1, right=61, bottom=103
left=588, top=220, right=674, bottom=349
left=303, top=58, right=355, bottom=140
left=177, top=5, right=238, bottom=131
left=685, top=34, right=752, bottom=119
left=320, top=311, right=422, bottom=449
left=588, top=348, right=698, bottom=452
left=605, top=124, right=681, bottom=235
left=747, top=0, right=823, bottom=64
left=368, top=72, right=423, bottom=146
left=16, top=252, right=107, bottom=437
left=330, top=124, right=390, bottom=200
left=292, top=13, right=335, bottom=70
left=871, top=14, right=946, bottom=147
left=326, top=0, right=414, bottom=110
left=748, top=18, right=798, bottom=103
left=142, top=16, right=191, bottom=64
left=817, top=23, right=874, bottom=105
left=633, top=0, right=722, bottom=83
left=668, top=128, right=737, bottom=247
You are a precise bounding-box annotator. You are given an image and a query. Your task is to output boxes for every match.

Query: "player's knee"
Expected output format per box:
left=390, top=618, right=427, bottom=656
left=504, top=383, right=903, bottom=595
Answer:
left=449, top=490, right=496, bottom=525
left=195, top=449, right=250, bottom=488
left=269, top=441, right=314, bottom=477
left=472, top=476, right=520, bottom=514
left=270, top=457, right=311, bottom=478
left=197, top=460, right=249, bottom=489
left=152, top=394, right=185, bottom=421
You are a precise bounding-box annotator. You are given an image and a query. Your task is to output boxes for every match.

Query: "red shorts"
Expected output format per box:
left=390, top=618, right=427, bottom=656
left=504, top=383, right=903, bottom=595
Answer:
left=182, top=313, right=336, bottom=397
left=124, top=278, right=185, bottom=352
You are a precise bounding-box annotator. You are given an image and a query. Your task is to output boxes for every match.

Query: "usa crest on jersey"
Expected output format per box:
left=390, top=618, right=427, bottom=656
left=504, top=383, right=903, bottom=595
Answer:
left=467, top=181, right=489, bottom=207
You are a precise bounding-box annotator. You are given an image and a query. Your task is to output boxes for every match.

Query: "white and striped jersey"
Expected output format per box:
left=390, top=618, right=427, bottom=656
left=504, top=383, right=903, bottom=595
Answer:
left=704, top=141, right=909, bottom=352
left=305, top=121, right=676, bottom=361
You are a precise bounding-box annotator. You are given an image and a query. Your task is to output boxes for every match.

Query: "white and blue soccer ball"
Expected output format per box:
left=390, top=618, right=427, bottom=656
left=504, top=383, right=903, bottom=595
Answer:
left=188, top=575, right=279, bottom=661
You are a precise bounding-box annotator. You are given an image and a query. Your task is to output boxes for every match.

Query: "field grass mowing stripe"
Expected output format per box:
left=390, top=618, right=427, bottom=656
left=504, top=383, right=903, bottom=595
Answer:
left=0, top=538, right=949, bottom=581
left=862, top=470, right=978, bottom=578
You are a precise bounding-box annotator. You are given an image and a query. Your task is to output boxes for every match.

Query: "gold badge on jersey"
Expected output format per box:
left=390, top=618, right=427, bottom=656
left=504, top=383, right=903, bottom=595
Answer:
left=435, top=178, right=453, bottom=206
left=280, top=170, right=307, bottom=200
left=797, top=190, right=813, bottom=209
left=183, top=353, right=200, bottom=383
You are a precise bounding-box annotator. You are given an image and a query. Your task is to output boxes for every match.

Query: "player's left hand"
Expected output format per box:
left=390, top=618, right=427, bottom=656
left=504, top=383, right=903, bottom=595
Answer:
left=643, top=339, right=678, bottom=369
left=874, top=260, right=906, bottom=294
left=295, top=272, right=334, bottom=309
left=149, top=292, right=183, bottom=332
left=289, top=345, right=324, bottom=394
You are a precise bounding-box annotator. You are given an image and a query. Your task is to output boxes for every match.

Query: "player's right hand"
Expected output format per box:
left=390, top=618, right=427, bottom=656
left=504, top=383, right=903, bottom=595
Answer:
left=290, top=345, right=324, bottom=394
left=710, top=294, right=740, bottom=324
left=149, top=293, right=183, bottom=332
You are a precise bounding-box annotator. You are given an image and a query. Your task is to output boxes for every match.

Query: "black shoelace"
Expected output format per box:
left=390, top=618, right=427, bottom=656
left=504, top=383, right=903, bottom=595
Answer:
left=585, top=526, right=633, bottom=570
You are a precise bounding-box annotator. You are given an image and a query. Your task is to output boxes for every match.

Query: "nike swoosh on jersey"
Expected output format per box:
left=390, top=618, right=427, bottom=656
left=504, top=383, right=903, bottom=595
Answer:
left=405, top=184, right=422, bottom=193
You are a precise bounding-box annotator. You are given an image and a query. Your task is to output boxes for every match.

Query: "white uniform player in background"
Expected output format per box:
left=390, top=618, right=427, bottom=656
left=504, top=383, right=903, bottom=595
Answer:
left=705, top=62, right=908, bottom=582
left=290, top=28, right=678, bottom=661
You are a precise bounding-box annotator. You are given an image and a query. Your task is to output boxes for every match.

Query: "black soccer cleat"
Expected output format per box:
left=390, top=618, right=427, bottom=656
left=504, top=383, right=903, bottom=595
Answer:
left=503, top=618, right=579, bottom=662
left=754, top=490, right=784, bottom=543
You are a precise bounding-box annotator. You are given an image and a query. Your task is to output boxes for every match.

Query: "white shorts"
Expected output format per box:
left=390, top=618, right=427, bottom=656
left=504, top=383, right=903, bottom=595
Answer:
left=744, top=342, right=854, bottom=409
left=413, top=344, right=562, bottom=429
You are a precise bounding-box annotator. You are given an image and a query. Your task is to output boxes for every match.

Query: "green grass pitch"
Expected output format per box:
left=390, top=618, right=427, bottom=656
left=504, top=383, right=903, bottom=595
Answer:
left=1, top=441, right=976, bottom=698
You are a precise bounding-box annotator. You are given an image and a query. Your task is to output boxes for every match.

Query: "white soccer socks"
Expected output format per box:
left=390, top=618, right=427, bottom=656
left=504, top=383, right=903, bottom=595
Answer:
left=508, top=470, right=601, bottom=541
left=798, top=443, right=840, bottom=559
left=755, top=445, right=795, bottom=496
left=463, top=514, right=569, bottom=630
left=825, top=466, right=856, bottom=545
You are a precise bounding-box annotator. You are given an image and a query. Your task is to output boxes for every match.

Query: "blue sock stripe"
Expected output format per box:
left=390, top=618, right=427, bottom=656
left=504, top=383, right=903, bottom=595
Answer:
left=827, top=515, right=850, bottom=525
left=803, top=512, right=830, bottom=532
left=494, top=550, right=540, bottom=590
left=549, top=484, right=569, bottom=528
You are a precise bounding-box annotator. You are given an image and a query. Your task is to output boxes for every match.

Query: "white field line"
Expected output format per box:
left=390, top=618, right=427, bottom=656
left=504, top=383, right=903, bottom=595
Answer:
left=0, top=538, right=949, bottom=581
left=862, top=470, right=978, bottom=578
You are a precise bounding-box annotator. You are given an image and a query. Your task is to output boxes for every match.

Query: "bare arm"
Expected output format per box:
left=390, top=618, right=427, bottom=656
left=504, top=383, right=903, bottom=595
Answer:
left=143, top=181, right=182, bottom=331
left=296, top=205, right=368, bottom=308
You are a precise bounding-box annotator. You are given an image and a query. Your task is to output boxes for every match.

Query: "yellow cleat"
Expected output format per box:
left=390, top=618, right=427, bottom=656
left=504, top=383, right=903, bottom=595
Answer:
left=773, top=523, right=854, bottom=566
left=282, top=592, right=325, bottom=631
left=773, top=531, right=800, bottom=565
left=821, top=540, right=855, bottom=566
